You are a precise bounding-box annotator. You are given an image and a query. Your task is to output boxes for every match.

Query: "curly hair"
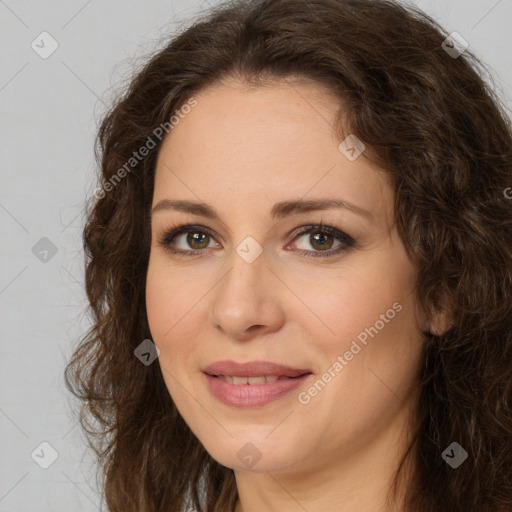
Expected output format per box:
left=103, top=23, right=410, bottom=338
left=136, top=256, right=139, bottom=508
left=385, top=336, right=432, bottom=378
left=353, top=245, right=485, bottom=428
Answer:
left=64, top=0, right=512, bottom=511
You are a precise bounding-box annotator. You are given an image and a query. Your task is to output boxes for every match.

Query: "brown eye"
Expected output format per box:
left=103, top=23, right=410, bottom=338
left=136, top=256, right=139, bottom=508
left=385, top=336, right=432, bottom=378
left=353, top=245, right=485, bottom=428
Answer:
left=186, top=231, right=210, bottom=250
left=158, top=225, right=219, bottom=256
left=158, top=223, right=355, bottom=259
left=291, top=225, right=355, bottom=257
left=308, top=232, right=335, bottom=251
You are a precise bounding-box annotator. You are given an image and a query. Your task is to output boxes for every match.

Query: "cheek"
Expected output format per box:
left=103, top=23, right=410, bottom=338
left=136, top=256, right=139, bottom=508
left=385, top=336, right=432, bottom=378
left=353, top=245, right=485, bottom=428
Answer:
left=296, top=275, right=421, bottom=448
left=293, top=259, right=418, bottom=357
left=145, top=273, right=171, bottom=343
left=145, top=259, right=194, bottom=359
left=145, top=265, right=197, bottom=409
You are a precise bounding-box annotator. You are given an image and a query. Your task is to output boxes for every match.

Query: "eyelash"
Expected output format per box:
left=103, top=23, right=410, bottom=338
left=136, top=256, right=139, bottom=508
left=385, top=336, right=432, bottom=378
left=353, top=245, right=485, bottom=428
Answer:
left=157, top=222, right=356, bottom=259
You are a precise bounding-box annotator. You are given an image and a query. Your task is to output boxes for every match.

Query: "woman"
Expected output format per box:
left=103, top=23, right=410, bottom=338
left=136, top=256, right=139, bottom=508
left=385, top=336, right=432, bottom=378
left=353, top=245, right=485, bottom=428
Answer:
left=64, top=0, right=512, bottom=511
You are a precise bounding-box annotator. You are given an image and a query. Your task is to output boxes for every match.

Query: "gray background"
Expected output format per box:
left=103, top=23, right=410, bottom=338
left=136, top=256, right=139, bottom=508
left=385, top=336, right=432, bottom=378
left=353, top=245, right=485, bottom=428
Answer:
left=0, top=0, right=510, bottom=510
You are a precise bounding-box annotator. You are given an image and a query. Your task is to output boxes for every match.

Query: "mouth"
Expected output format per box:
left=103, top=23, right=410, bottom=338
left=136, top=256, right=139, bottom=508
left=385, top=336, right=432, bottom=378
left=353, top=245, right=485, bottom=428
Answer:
left=208, top=374, right=305, bottom=384
left=202, top=360, right=313, bottom=407
left=202, top=360, right=311, bottom=378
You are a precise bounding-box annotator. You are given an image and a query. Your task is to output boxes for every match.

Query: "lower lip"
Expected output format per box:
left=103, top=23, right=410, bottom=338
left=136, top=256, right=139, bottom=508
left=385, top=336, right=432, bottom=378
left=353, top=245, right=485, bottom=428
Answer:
left=203, top=373, right=312, bottom=407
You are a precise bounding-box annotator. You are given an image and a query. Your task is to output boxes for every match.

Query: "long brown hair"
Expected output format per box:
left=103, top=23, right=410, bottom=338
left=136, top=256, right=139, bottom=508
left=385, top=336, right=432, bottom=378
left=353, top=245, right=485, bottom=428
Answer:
left=64, top=1, right=512, bottom=510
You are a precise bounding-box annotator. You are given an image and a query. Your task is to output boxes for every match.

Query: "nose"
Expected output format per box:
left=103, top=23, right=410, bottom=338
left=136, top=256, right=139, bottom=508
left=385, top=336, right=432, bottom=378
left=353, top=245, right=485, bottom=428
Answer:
left=209, top=244, right=285, bottom=341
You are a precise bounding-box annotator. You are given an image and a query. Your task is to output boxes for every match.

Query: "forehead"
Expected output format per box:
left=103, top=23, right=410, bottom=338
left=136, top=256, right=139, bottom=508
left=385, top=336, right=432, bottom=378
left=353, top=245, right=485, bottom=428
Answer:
left=153, top=78, right=392, bottom=225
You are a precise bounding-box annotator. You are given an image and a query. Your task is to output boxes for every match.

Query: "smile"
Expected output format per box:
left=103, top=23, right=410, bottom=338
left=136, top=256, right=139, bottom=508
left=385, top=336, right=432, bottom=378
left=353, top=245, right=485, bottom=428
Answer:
left=214, top=375, right=294, bottom=384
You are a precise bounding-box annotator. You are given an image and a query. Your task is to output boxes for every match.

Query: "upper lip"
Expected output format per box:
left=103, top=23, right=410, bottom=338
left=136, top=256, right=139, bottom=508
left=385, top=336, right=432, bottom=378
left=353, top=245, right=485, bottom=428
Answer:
left=203, top=360, right=311, bottom=378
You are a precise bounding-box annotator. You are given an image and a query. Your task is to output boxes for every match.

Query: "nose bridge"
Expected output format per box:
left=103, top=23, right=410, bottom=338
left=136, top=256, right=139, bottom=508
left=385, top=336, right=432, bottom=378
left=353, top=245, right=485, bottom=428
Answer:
left=218, top=215, right=268, bottom=286
left=218, top=237, right=267, bottom=306
left=209, top=235, right=284, bottom=337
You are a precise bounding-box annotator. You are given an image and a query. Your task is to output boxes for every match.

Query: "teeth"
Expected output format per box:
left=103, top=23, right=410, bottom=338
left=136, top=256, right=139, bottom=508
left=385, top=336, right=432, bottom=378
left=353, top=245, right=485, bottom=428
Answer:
left=218, top=375, right=280, bottom=385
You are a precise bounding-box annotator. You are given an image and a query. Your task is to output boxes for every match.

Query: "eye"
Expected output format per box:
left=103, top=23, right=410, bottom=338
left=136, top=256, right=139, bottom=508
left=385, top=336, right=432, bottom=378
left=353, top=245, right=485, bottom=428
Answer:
left=288, top=224, right=355, bottom=258
left=157, top=223, right=356, bottom=258
left=157, top=224, right=219, bottom=256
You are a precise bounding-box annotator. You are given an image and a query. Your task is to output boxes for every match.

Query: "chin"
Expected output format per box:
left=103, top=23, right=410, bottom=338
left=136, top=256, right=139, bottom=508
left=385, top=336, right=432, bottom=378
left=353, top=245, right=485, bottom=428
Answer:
left=202, top=435, right=300, bottom=473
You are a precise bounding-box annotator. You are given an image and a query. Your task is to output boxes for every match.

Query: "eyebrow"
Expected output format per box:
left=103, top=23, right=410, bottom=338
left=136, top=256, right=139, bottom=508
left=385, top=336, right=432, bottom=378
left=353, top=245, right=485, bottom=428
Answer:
left=151, top=198, right=374, bottom=222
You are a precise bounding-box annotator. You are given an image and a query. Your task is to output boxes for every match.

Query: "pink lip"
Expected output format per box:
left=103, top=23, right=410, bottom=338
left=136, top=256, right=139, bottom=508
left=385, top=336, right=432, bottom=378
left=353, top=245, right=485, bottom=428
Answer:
left=202, top=360, right=313, bottom=408
left=202, top=360, right=311, bottom=378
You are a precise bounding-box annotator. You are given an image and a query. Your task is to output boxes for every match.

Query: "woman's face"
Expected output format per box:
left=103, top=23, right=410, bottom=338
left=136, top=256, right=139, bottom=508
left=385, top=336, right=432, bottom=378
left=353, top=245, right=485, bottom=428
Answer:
left=146, top=77, right=427, bottom=474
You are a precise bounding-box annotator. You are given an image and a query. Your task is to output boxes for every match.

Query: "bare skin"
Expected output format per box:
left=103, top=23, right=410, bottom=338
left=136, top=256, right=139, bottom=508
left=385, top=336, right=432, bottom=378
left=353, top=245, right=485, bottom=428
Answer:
left=145, top=76, right=450, bottom=512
